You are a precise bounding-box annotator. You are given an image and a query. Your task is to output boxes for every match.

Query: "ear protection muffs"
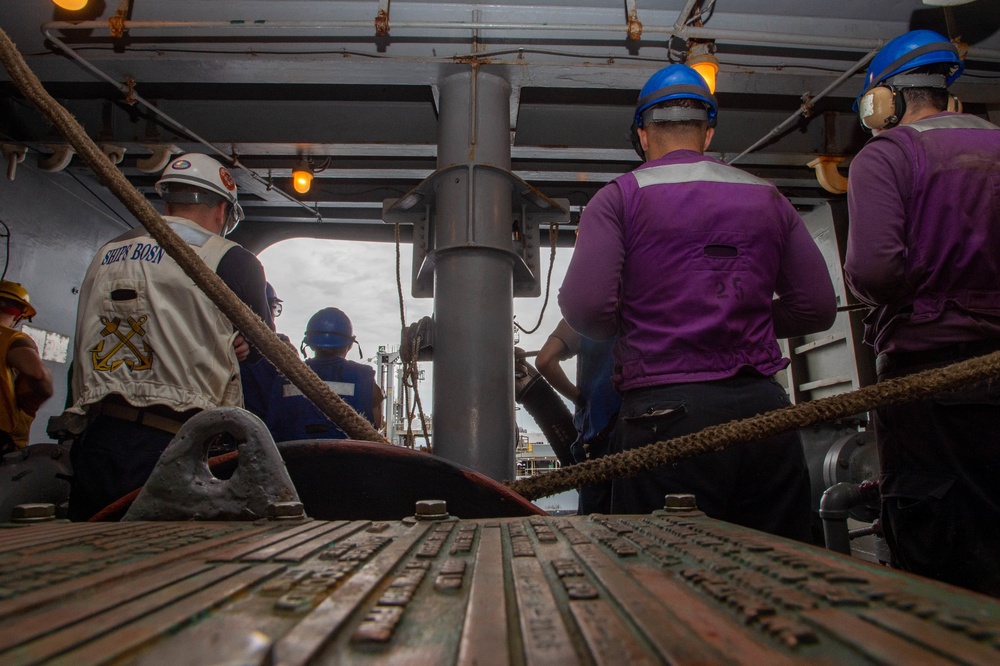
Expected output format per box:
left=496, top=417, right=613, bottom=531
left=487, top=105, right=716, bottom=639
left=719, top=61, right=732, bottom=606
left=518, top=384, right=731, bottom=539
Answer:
left=859, top=87, right=962, bottom=131
left=858, top=85, right=904, bottom=131
left=858, top=72, right=953, bottom=131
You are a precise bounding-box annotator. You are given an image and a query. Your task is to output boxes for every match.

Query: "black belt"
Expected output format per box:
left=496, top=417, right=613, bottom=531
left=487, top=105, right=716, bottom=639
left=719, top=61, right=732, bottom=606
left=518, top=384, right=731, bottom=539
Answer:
left=876, top=339, right=1000, bottom=376
left=93, top=400, right=196, bottom=435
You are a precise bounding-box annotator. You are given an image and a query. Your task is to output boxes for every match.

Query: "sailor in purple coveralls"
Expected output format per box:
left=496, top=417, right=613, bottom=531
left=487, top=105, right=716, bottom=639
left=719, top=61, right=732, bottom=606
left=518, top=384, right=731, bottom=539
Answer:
left=845, top=30, right=1000, bottom=596
left=558, top=64, right=836, bottom=542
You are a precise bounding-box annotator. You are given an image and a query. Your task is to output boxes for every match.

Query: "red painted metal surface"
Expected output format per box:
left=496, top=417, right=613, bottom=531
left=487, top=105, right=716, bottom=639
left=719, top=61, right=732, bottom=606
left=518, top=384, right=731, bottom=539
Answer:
left=91, top=439, right=543, bottom=522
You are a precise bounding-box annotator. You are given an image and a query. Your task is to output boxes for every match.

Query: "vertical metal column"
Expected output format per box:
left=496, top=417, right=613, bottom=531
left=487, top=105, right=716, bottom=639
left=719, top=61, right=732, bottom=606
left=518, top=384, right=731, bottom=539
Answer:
left=432, top=70, right=516, bottom=481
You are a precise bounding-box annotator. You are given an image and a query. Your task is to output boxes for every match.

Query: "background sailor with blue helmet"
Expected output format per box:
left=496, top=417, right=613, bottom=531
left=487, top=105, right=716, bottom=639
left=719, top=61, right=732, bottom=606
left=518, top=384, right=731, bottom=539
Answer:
left=559, top=64, right=836, bottom=541
left=241, top=281, right=295, bottom=423
left=62, top=153, right=274, bottom=520
left=844, top=30, right=1000, bottom=596
left=265, top=307, right=384, bottom=441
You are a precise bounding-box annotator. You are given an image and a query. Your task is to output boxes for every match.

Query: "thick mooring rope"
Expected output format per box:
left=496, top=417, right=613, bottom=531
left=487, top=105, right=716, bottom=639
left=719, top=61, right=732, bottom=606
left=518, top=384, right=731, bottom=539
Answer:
left=509, top=349, right=1000, bottom=501
left=0, top=27, right=387, bottom=445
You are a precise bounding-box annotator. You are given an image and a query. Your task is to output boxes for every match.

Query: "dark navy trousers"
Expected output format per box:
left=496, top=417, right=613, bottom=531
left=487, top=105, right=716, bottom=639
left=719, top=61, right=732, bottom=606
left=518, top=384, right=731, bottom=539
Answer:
left=612, top=373, right=812, bottom=543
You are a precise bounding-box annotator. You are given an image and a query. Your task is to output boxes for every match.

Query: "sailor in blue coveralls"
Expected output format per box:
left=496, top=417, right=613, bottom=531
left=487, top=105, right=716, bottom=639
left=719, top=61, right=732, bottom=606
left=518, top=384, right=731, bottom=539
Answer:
left=240, top=282, right=294, bottom=421
left=265, top=307, right=384, bottom=441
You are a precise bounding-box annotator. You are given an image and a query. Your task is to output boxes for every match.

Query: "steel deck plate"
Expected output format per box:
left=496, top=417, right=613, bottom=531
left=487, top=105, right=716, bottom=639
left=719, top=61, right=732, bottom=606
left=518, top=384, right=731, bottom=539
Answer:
left=2, top=510, right=999, bottom=665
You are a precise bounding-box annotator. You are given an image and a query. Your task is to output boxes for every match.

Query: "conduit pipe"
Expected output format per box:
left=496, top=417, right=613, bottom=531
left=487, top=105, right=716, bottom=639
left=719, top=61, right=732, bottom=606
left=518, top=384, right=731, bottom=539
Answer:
left=673, top=0, right=702, bottom=32
left=39, top=20, right=1000, bottom=60
left=819, top=480, right=881, bottom=555
left=2, top=144, right=26, bottom=181
left=37, top=144, right=75, bottom=172
left=727, top=48, right=878, bottom=165
left=38, top=16, right=1000, bottom=203
left=807, top=156, right=849, bottom=194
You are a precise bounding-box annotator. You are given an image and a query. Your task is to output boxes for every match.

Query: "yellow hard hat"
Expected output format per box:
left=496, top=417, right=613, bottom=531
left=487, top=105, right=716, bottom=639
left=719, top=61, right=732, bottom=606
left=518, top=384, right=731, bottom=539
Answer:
left=0, top=280, right=37, bottom=320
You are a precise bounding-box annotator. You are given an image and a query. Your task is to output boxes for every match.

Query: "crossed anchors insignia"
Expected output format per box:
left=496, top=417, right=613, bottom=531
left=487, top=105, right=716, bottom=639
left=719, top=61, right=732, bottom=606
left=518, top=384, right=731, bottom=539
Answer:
left=91, top=315, right=154, bottom=372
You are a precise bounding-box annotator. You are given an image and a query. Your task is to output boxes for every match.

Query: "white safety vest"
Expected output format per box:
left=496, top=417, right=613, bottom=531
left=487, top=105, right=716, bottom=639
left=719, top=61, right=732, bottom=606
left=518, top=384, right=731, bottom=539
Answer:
left=63, top=216, right=242, bottom=430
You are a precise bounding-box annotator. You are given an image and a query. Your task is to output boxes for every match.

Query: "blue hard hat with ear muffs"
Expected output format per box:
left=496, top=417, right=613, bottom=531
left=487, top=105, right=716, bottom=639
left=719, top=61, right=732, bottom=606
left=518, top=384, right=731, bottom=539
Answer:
left=630, top=64, right=718, bottom=161
left=855, top=30, right=964, bottom=110
left=854, top=30, right=964, bottom=130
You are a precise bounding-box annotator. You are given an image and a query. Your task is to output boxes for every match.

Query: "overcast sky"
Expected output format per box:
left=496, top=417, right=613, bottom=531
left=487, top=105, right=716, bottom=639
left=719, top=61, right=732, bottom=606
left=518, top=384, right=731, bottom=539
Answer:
left=259, top=238, right=575, bottom=436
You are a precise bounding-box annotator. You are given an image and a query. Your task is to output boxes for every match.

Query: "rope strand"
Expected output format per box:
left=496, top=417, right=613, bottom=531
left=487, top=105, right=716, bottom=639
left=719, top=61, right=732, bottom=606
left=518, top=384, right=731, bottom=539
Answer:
left=509, top=349, right=1000, bottom=500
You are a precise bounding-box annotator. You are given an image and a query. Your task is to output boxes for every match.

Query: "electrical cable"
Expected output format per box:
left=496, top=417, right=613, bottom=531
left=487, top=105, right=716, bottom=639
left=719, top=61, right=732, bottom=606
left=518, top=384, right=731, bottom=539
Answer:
left=394, top=221, right=430, bottom=450
left=67, top=169, right=134, bottom=228
left=514, top=222, right=559, bottom=336
left=687, top=0, right=717, bottom=27
left=0, top=219, right=10, bottom=283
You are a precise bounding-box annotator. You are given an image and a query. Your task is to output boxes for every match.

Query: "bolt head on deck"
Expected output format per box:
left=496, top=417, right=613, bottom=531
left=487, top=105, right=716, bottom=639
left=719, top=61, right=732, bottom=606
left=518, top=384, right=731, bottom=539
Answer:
left=664, top=494, right=698, bottom=512
left=415, top=499, right=449, bottom=520
left=266, top=501, right=305, bottom=520
left=11, top=503, right=56, bottom=523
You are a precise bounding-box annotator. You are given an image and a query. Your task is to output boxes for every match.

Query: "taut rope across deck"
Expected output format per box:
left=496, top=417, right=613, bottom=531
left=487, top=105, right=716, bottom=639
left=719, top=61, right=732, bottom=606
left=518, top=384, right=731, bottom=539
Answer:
left=509, top=349, right=1000, bottom=499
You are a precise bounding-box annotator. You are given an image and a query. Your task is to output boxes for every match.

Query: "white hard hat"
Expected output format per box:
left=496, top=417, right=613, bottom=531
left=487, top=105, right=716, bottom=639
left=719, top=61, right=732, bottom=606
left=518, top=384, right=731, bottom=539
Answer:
left=155, top=153, right=244, bottom=235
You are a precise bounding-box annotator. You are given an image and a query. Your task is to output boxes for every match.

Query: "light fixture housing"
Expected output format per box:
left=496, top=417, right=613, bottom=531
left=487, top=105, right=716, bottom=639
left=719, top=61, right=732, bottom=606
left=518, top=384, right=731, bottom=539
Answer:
left=686, top=40, right=720, bottom=95
left=292, top=159, right=313, bottom=194
left=53, top=0, right=89, bottom=10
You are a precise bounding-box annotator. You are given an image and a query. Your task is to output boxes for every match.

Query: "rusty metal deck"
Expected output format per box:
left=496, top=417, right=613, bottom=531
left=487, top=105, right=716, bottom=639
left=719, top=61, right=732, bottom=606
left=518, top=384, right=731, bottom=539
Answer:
left=2, top=508, right=999, bottom=665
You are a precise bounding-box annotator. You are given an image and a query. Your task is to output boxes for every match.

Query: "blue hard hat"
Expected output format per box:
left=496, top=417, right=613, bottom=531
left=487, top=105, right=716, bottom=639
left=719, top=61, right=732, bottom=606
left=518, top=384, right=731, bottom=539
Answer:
left=634, top=64, right=718, bottom=128
left=304, top=307, right=355, bottom=349
left=854, top=30, right=964, bottom=110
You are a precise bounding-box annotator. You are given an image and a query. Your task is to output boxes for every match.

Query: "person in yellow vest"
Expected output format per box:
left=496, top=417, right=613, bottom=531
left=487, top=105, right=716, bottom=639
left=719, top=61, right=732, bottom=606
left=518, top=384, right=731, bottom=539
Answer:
left=0, top=280, right=53, bottom=454
left=61, top=153, right=274, bottom=520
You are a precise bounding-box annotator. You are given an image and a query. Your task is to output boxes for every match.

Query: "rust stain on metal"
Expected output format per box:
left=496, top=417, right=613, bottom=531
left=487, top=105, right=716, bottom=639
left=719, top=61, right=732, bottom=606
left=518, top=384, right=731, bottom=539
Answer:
left=108, top=12, right=127, bottom=39
left=123, top=77, right=137, bottom=106
left=453, top=55, right=493, bottom=65
left=626, top=13, right=643, bottom=41
left=374, top=9, right=390, bottom=37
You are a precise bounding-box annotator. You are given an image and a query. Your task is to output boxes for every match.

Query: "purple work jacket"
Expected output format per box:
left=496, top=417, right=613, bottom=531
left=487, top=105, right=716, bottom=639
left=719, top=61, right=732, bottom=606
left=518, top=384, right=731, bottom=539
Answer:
left=559, top=150, right=836, bottom=391
left=845, top=113, right=1000, bottom=354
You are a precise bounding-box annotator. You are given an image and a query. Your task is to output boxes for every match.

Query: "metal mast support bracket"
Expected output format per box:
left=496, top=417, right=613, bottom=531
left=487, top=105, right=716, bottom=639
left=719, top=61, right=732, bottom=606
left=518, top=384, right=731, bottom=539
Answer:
left=382, top=165, right=569, bottom=298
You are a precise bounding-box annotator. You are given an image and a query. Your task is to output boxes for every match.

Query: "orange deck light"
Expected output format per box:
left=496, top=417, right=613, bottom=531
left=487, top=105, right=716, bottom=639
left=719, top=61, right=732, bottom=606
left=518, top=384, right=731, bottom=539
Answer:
left=53, top=0, right=89, bottom=10
left=292, top=160, right=313, bottom=194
